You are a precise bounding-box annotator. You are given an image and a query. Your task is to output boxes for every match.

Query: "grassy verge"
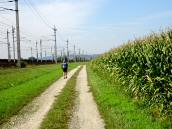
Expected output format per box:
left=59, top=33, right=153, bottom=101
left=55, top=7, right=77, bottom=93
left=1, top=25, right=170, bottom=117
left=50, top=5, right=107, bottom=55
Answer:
left=40, top=66, right=82, bottom=129
left=0, top=63, right=78, bottom=125
left=87, top=65, right=164, bottom=129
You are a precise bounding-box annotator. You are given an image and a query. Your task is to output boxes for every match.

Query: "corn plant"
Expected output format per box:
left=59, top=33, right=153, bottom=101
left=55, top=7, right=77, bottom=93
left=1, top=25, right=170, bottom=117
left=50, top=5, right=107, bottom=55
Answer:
left=91, top=29, right=172, bottom=120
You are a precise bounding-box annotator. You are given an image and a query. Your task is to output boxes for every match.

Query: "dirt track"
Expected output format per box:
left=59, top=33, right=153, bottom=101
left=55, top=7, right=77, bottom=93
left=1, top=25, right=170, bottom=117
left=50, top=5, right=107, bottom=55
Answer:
left=70, top=66, right=105, bottom=129
left=1, top=66, right=105, bottom=129
left=1, top=67, right=79, bottom=129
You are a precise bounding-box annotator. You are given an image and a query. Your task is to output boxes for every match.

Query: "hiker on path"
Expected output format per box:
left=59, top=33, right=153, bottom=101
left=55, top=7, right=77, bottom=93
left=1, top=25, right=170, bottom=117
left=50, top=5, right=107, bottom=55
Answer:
left=61, top=57, right=68, bottom=79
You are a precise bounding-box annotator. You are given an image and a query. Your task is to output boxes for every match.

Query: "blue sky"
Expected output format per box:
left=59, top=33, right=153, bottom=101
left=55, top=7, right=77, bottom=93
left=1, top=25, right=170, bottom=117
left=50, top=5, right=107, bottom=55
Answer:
left=85, top=0, right=172, bottom=49
left=0, top=0, right=172, bottom=58
left=76, top=0, right=172, bottom=51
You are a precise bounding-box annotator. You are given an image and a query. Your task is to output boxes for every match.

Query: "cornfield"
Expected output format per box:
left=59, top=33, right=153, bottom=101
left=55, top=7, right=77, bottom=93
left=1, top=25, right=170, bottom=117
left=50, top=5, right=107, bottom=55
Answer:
left=91, top=29, right=172, bottom=120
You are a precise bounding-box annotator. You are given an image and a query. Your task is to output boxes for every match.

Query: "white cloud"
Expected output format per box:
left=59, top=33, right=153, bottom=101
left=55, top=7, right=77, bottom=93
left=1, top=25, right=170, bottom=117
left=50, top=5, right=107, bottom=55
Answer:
left=20, top=0, right=104, bottom=37
left=0, top=0, right=105, bottom=58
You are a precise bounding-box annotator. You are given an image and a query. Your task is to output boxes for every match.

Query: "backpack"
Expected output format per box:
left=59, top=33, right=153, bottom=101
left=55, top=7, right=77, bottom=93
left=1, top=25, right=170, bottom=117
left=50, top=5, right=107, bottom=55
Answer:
left=62, top=63, right=67, bottom=69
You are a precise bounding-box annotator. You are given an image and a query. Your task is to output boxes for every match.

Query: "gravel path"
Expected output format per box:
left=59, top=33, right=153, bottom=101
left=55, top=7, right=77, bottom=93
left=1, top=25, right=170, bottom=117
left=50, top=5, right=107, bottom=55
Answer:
left=1, top=67, right=80, bottom=129
left=70, top=66, right=105, bottom=129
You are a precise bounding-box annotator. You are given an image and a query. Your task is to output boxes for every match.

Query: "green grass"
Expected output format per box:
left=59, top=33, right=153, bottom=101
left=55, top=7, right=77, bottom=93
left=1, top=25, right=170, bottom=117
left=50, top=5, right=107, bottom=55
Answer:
left=87, top=65, right=164, bottom=129
left=0, top=63, right=78, bottom=125
left=0, top=65, right=60, bottom=91
left=40, top=66, right=82, bottom=129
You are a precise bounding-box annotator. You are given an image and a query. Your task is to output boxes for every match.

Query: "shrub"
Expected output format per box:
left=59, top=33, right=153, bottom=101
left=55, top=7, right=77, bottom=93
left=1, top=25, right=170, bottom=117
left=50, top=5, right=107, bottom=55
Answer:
left=20, top=61, right=27, bottom=68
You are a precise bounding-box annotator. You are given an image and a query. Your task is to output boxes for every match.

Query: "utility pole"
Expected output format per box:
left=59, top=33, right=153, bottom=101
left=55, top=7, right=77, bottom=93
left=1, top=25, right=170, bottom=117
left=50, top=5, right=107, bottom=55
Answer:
left=60, top=49, right=63, bottom=62
left=40, top=39, right=42, bottom=62
left=44, top=49, right=47, bottom=62
left=7, top=30, right=11, bottom=62
left=78, top=48, right=81, bottom=62
left=51, top=46, right=54, bottom=62
left=53, top=25, right=57, bottom=64
left=85, top=51, right=88, bottom=61
left=63, top=48, right=65, bottom=56
left=30, top=47, right=33, bottom=57
left=15, top=0, right=21, bottom=67
left=36, top=41, right=38, bottom=62
left=30, top=47, right=33, bottom=62
left=66, top=40, right=69, bottom=58
left=12, top=26, right=15, bottom=63
left=82, top=50, right=85, bottom=62
left=73, top=45, right=76, bottom=62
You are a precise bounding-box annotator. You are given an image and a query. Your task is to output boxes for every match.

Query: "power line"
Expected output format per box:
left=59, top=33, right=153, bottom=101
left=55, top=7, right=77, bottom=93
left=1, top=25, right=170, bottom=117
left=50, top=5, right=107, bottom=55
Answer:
left=0, top=10, right=36, bottom=39
left=0, top=7, right=15, bottom=11
left=23, top=0, right=68, bottom=45
left=0, top=0, right=81, bottom=62
left=23, top=0, right=53, bottom=29
left=0, top=1, right=14, bottom=4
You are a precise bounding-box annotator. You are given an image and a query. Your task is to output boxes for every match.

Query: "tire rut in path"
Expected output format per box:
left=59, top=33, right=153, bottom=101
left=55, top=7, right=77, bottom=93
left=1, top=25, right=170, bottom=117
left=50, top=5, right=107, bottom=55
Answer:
left=1, top=66, right=80, bottom=129
left=70, top=66, right=105, bottom=129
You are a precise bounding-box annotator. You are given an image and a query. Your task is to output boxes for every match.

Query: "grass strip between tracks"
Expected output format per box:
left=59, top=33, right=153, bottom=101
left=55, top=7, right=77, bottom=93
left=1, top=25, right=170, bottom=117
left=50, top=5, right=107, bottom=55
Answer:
left=40, top=66, right=82, bottom=129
